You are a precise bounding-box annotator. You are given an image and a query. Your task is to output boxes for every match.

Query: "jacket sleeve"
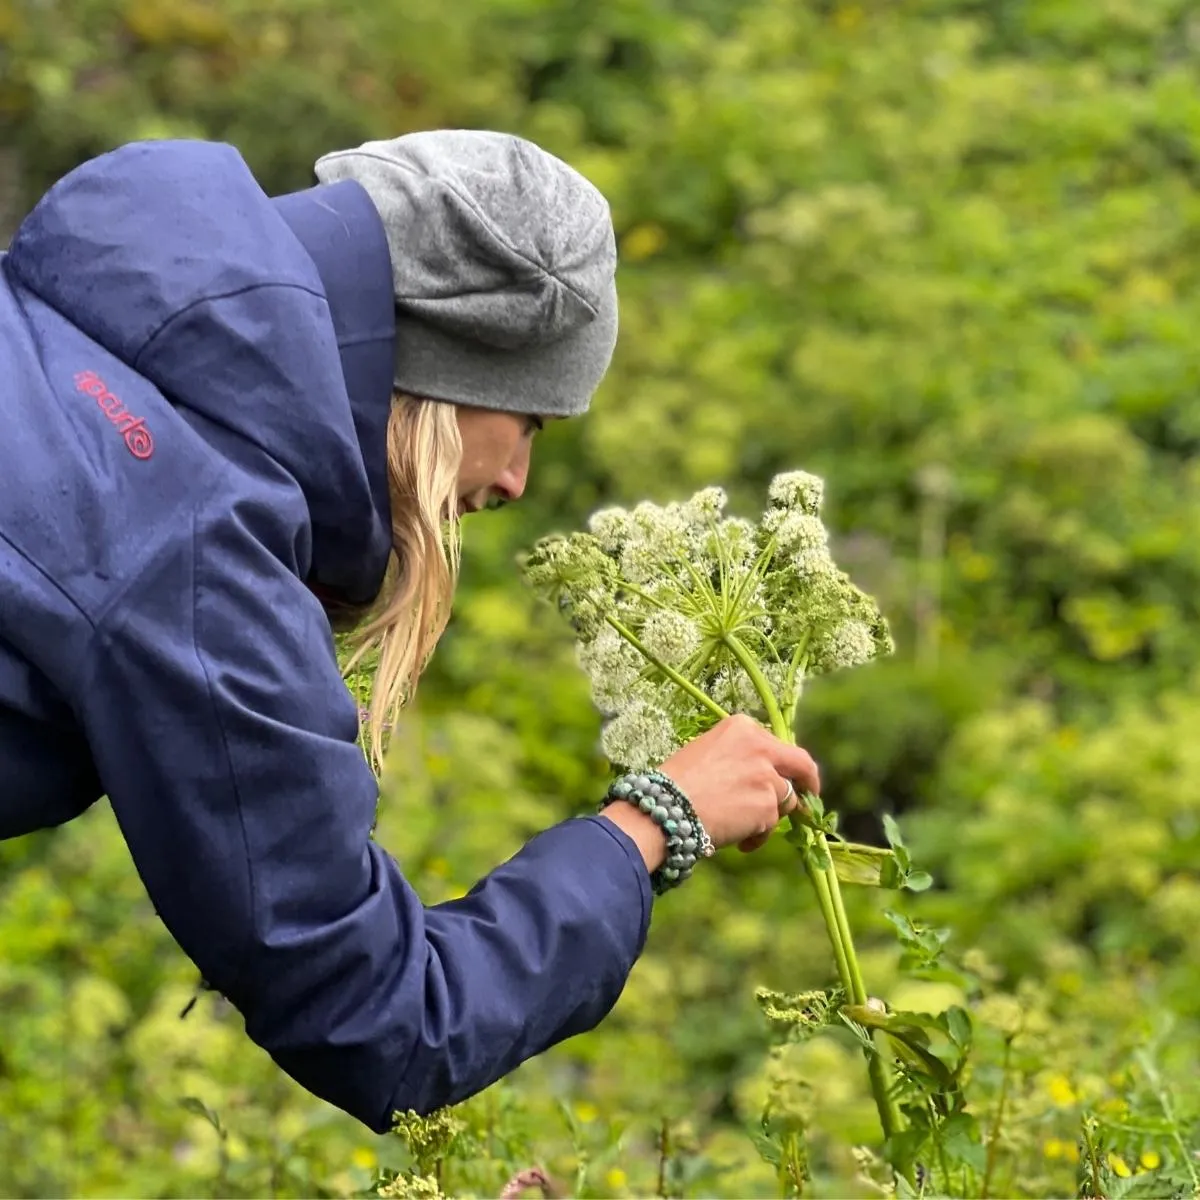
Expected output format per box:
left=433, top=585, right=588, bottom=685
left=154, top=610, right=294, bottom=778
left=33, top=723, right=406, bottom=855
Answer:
left=76, top=475, right=652, bottom=1132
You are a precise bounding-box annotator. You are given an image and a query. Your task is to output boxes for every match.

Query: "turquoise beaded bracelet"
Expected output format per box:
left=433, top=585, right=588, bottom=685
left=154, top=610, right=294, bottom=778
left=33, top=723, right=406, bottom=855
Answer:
left=602, top=770, right=715, bottom=894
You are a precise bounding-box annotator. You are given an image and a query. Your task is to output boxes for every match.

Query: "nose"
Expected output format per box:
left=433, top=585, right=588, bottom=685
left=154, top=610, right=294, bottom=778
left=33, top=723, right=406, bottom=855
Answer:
left=493, top=460, right=529, bottom=503
left=493, top=444, right=531, bottom=504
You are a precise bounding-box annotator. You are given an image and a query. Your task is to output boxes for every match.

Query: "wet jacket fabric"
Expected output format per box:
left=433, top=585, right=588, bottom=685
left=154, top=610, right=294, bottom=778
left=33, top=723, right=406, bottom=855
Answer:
left=0, top=140, right=651, bottom=1131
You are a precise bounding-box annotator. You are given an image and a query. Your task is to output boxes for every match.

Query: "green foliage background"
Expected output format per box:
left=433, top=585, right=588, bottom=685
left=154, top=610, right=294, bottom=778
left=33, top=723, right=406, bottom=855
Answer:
left=3, top=0, right=1200, bottom=1195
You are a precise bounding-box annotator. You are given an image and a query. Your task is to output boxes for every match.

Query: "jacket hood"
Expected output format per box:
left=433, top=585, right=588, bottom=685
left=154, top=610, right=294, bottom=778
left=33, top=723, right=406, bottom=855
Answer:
left=6, top=140, right=397, bottom=604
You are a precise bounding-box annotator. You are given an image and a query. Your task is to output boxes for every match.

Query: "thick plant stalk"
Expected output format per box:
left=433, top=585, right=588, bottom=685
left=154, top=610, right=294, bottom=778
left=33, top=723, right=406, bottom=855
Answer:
left=725, top=635, right=904, bottom=1149
left=800, top=817, right=902, bottom=1146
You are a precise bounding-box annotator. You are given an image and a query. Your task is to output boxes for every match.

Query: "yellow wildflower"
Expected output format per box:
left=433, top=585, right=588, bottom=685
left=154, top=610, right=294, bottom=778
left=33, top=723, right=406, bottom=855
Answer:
left=1043, top=1137, right=1080, bottom=1163
left=606, top=1167, right=628, bottom=1191
left=351, top=1147, right=377, bottom=1171
left=1108, top=1154, right=1132, bottom=1178
left=1047, top=1074, right=1078, bottom=1106
left=574, top=1101, right=599, bottom=1123
left=621, top=224, right=667, bottom=263
left=1140, top=1150, right=1162, bottom=1171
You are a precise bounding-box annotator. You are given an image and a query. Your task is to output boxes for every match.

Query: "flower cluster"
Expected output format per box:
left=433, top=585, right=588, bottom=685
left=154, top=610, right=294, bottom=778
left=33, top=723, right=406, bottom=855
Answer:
left=522, top=470, right=893, bottom=770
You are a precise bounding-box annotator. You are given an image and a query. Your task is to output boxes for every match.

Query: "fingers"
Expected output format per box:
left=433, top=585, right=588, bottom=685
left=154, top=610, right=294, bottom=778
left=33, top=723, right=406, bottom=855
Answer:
left=777, top=777, right=796, bottom=814
left=738, top=830, right=771, bottom=853
left=761, top=734, right=821, bottom=798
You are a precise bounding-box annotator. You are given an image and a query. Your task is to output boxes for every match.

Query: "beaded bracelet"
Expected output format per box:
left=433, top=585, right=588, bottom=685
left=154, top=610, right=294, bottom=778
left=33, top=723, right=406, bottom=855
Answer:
left=602, top=770, right=715, bottom=895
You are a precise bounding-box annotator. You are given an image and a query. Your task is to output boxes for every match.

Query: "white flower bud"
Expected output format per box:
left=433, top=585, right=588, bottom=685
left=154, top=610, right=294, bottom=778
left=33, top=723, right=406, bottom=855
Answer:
left=767, top=470, right=825, bottom=516
left=682, top=486, right=727, bottom=527
left=600, top=698, right=680, bottom=771
left=810, top=619, right=879, bottom=673
left=793, top=547, right=837, bottom=581
left=588, top=507, right=633, bottom=554
left=763, top=509, right=829, bottom=555
left=578, top=625, right=644, bottom=713
left=639, top=609, right=703, bottom=669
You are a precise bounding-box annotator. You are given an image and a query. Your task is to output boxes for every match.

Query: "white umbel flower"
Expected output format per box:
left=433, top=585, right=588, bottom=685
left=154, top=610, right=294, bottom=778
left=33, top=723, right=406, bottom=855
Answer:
left=578, top=625, right=644, bottom=713
left=588, top=507, right=633, bottom=554
left=768, top=470, right=825, bottom=516
left=763, top=509, right=829, bottom=555
left=600, top=698, right=680, bottom=771
left=682, top=486, right=727, bottom=527
left=639, top=609, right=703, bottom=669
left=811, top=619, right=878, bottom=673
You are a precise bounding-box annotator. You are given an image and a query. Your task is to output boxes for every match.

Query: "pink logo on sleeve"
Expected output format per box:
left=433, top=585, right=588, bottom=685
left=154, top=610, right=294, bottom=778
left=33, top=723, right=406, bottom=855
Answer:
left=73, top=370, right=155, bottom=460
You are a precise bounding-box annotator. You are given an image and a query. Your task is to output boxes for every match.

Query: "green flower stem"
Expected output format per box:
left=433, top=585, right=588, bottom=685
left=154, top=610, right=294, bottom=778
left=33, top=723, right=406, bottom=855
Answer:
left=723, top=632, right=905, bottom=1153
left=791, top=813, right=903, bottom=1148
left=605, top=615, right=729, bottom=723
left=723, top=633, right=789, bottom=736
left=783, top=641, right=811, bottom=732
left=799, top=840, right=853, bottom=989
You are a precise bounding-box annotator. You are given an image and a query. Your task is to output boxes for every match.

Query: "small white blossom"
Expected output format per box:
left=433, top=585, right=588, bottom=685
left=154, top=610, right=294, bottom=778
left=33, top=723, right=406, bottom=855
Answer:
left=639, top=609, right=703, bottom=669
left=810, top=619, right=879, bottom=673
left=709, top=665, right=762, bottom=713
left=612, top=500, right=692, bottom=584
left=762, top=659, right=791, bottom=697
left=763, top=509, right=829, bottom=555
left=682, top=486, right=727, bottom=528
left=588, top=507, right=633, bottom=554
left=632, top=500, right=691, bottom=549
left=578, top=625, right=644, bottom=713
left=767, top=470, right=825, bottom=516
left=600, top=698, right=680, bottom=770
left=618, top=538, right=662, bottom=585
left=525, top=471, right=894, bottom=747
left=793, top=546, right=837, bottom=581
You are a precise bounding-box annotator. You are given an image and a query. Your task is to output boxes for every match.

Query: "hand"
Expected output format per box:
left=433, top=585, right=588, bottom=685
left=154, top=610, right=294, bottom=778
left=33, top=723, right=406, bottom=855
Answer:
left=658, top=714, right=819, bottom=852
left=600, top=715, right=819, bottom=871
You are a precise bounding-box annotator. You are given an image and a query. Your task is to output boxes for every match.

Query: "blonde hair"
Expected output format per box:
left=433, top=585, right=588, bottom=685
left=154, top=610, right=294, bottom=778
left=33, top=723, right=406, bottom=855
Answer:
left=340, top=391, right=463, bottom=772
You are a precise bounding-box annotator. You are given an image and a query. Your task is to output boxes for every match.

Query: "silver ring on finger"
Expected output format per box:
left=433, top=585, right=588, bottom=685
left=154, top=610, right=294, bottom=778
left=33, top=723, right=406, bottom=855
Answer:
left=778, top=779, right=795, bottom=811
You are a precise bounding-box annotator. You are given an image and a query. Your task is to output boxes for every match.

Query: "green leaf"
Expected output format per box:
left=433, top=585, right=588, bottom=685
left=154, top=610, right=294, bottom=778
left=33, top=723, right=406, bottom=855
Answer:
left=828, top=841, right=894, bottom=887
left=841, top=1007, right=958, bottom=1090
left=882, top=813, right=904, bottom=850
left=905, top=870, right=934, bottom=892
left=879, top=856, right=905, bottom=889
left=802, top=791, right=826, bottom=823
left=751, top=1133, right=783, bottom=1167
left=179, top=1096, right=224, bottom=1136
left=804, top=841, right=832, bottom=872
left=946, top=1006, right=973, bottom=1050
left=938, top=1112, right=985, bottom=1172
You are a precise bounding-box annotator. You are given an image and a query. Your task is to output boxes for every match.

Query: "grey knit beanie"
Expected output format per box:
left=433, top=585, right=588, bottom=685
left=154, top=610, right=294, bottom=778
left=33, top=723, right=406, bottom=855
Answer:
left=314, top=129, right=618, bottom=418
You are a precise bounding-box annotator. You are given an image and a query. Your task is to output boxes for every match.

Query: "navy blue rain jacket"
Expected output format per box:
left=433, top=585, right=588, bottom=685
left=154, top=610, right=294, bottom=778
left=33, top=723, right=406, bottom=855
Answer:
left=0, top=140, right=651, bottom=1132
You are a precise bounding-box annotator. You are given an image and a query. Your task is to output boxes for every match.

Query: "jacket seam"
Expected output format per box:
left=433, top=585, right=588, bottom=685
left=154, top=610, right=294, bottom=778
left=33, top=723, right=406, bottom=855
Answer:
left=0, top=530, right=93, bottom=629
left=132, top=281, right=330, bottom=371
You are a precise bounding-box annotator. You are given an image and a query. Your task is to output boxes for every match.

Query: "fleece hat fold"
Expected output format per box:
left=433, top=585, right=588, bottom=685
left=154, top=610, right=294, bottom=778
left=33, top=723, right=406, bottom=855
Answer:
left=315, top=129, right=619, bottom=417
